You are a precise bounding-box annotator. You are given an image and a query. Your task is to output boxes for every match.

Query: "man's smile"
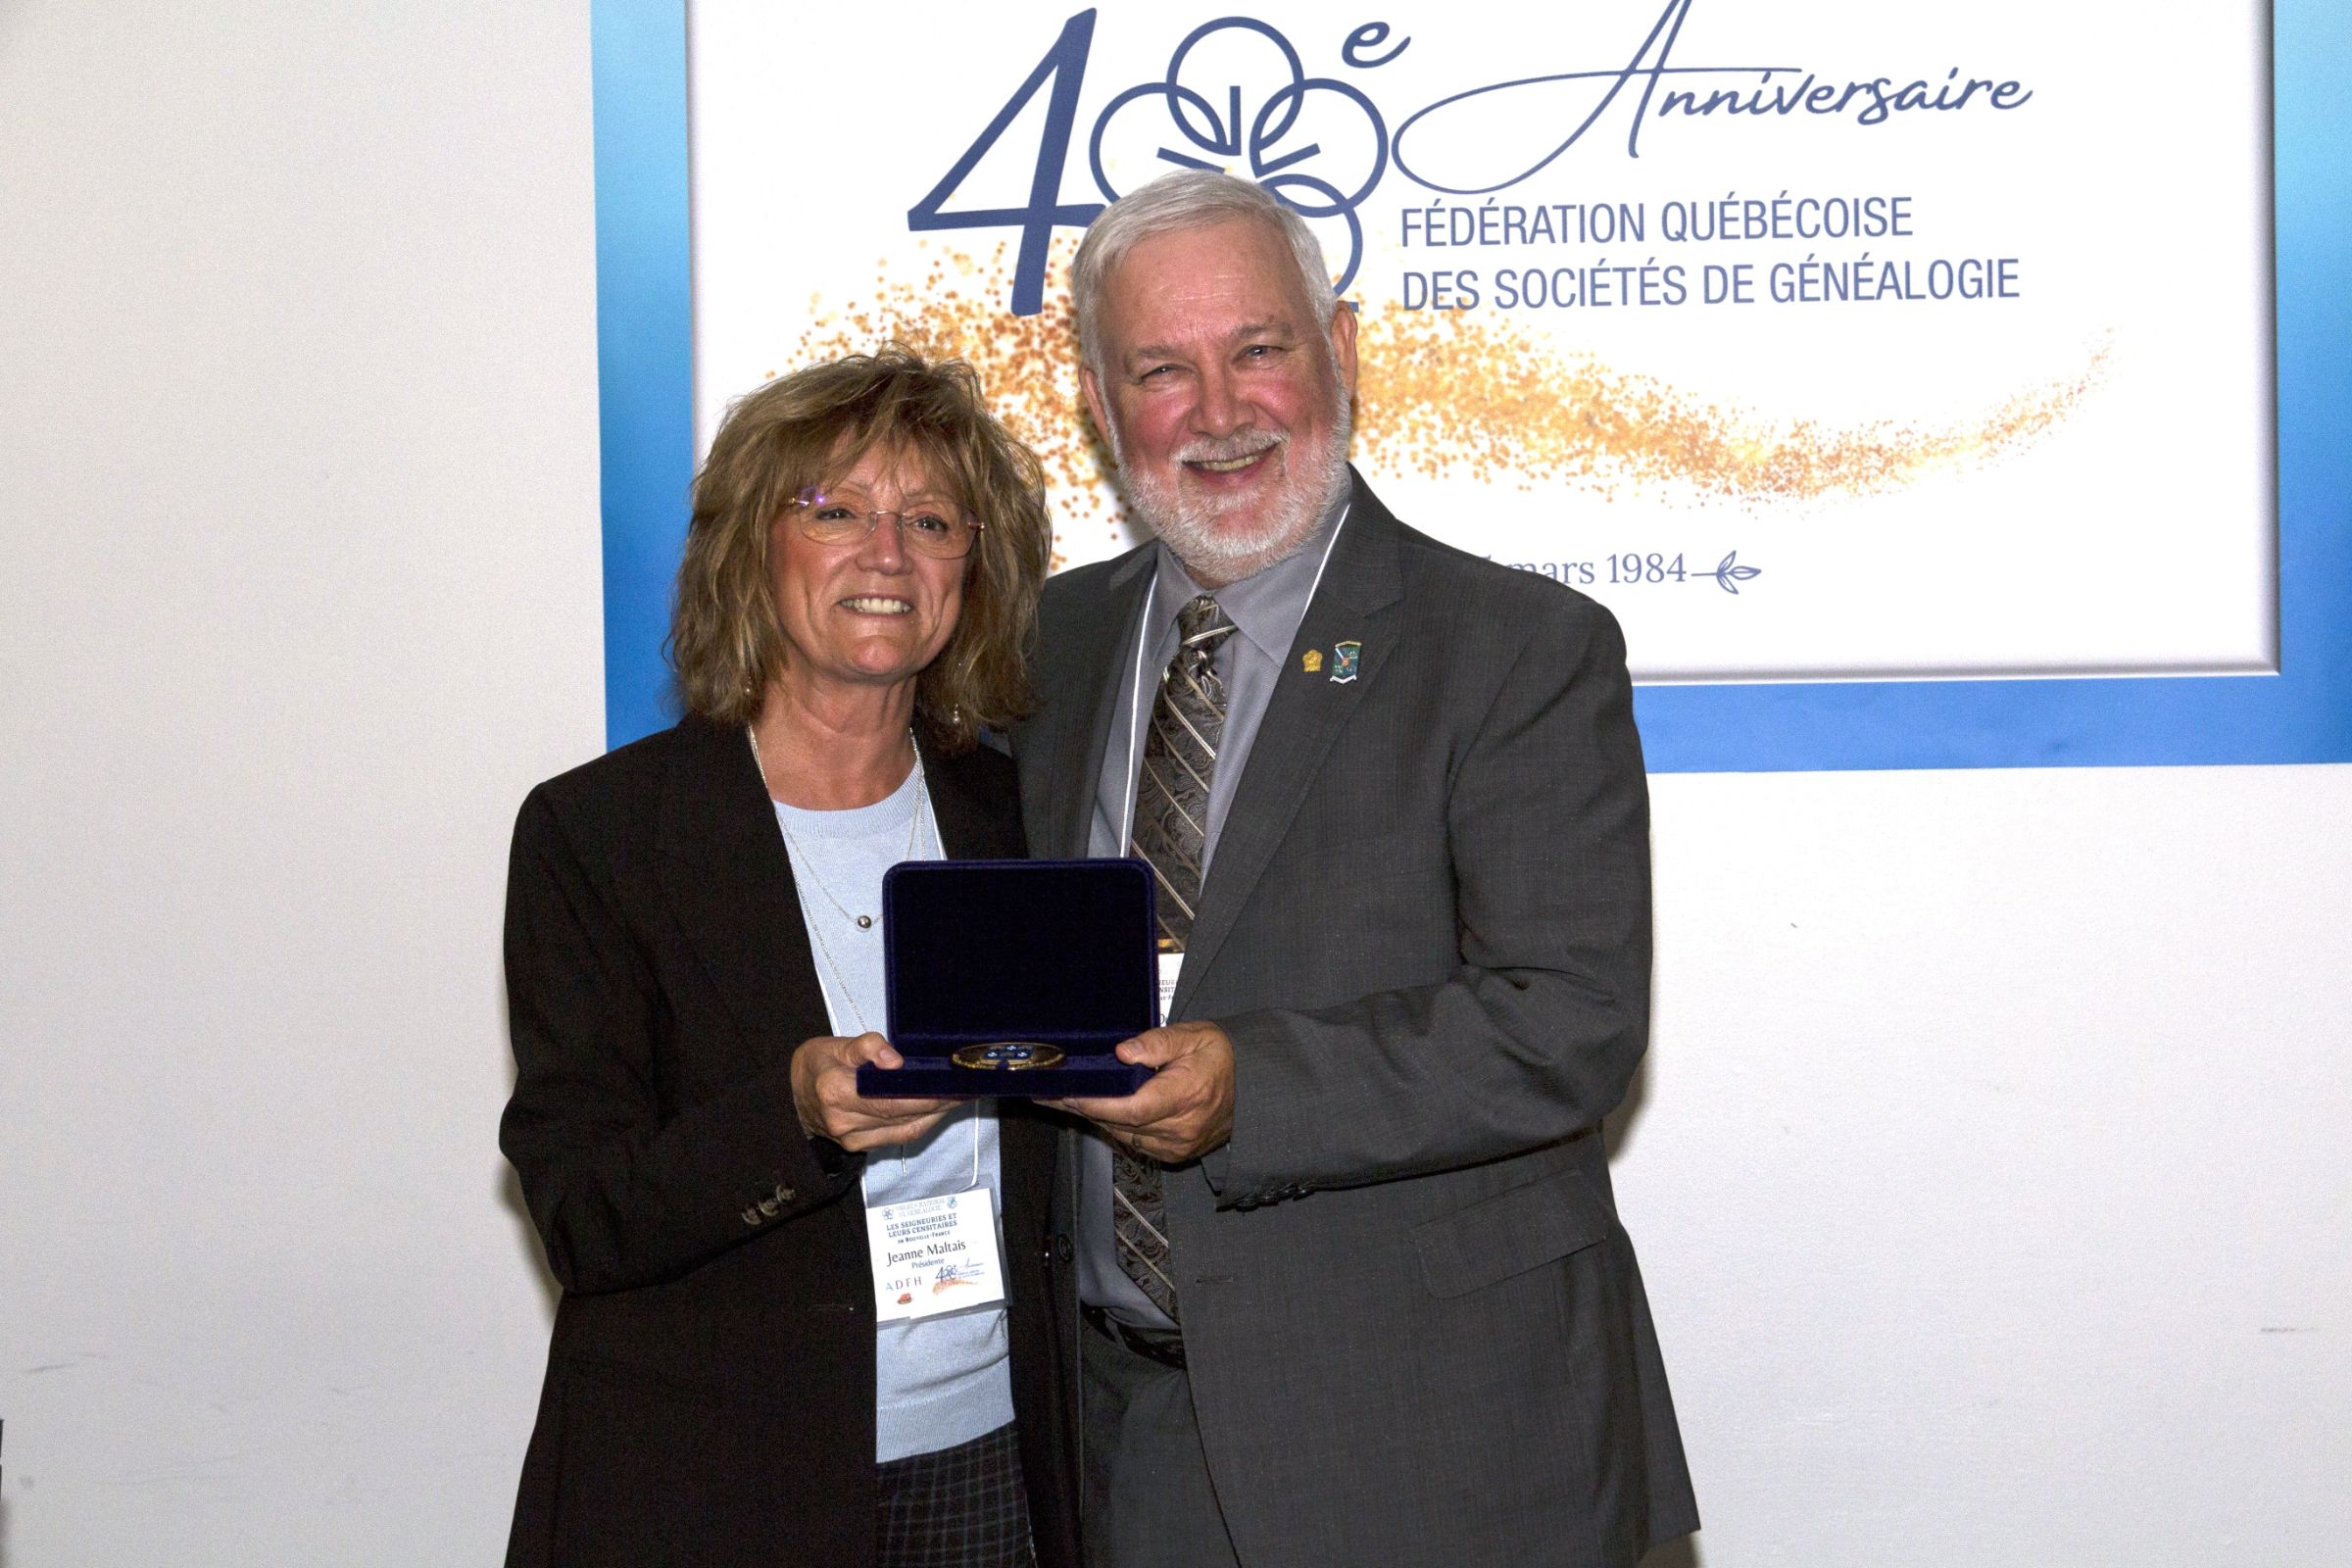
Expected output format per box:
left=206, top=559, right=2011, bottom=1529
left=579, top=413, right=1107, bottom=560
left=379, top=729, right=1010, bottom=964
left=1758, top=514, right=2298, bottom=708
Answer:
left=1181, top=435, right=1288, bottom=481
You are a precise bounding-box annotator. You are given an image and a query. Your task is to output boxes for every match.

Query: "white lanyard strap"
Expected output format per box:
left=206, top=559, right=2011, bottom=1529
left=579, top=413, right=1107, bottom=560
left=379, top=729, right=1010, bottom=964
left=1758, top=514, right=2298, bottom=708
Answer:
left=882, top=1093, right=984, bottom=1191
left=1118, top=575, right=1158, bottom=852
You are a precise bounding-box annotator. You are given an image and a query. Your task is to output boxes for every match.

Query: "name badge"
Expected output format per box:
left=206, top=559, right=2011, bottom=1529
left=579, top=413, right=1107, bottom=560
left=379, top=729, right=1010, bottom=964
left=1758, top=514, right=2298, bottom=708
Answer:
left=865, top=1188, right=1005, bottom=1322
left=1156, top=951, right=1182, bottom=1024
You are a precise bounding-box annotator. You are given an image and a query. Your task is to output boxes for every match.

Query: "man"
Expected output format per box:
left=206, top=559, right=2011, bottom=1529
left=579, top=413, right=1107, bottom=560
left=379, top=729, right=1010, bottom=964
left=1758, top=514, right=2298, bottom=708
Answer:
left=1013, top=171, right=1698, bottom=1568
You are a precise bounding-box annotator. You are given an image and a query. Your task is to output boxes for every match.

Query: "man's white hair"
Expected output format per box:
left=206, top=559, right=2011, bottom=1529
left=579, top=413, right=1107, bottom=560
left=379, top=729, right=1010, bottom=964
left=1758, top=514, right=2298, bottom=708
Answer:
left=1071, top=172, right=1339, bottom=378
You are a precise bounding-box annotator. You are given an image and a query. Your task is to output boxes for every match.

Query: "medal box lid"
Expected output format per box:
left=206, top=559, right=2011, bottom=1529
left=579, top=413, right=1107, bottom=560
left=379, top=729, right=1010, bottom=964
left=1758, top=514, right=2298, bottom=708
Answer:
left=859, top=858, right=1158, bottom=1099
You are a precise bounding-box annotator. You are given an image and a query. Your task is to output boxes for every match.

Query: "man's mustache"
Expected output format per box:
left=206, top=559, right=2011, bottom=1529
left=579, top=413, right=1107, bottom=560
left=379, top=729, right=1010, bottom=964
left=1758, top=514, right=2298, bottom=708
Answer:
left=1174, top=430, right=1288, bottom=466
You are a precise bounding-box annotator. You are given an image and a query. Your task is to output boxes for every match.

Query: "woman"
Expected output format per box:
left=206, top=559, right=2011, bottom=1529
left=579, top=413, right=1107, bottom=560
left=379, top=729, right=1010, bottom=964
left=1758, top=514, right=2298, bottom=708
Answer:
left=499, top=350, right=1074, bottom=1567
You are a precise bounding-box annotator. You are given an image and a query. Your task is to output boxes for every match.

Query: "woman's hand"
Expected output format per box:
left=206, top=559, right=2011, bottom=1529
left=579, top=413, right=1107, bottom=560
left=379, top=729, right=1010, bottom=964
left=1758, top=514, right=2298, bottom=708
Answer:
left=790, top=1033, right=955, bottom=1152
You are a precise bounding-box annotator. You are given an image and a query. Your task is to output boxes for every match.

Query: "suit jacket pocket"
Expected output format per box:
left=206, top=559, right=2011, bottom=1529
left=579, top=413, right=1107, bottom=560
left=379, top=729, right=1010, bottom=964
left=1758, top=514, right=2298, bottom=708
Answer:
left=1412, top=1167, right=1615, bottom=1299
left=539, top=1353, right=861, bottom=1568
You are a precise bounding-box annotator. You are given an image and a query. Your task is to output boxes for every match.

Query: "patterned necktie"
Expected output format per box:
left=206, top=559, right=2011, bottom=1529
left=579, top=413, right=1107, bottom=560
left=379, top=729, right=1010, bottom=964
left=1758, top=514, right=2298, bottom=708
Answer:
left=1115, top=593, right=1236, bottom=1320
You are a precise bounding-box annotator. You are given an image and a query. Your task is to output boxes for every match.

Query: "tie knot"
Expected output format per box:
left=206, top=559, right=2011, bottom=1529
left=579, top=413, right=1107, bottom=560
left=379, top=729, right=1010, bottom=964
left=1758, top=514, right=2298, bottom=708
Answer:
left=1177, top=594, right=1234, bottom=648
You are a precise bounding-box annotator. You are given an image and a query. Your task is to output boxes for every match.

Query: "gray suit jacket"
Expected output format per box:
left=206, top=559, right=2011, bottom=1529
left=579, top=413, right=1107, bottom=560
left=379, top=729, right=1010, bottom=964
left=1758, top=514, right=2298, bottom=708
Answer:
left=1011, top=473, right=1698, bottom=1567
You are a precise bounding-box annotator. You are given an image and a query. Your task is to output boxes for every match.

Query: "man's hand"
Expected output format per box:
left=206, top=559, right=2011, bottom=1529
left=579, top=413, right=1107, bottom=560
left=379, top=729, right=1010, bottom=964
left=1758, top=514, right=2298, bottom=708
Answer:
left=1051, top=1020, right=1236, bottom=1163
left=791, top=1033, right=954, bottom=1152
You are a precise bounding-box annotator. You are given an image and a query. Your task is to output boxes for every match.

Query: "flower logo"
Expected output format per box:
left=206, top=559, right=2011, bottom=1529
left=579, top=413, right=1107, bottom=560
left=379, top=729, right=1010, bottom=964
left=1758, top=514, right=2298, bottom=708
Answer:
left=1088, top=19, right=1389, bottom=293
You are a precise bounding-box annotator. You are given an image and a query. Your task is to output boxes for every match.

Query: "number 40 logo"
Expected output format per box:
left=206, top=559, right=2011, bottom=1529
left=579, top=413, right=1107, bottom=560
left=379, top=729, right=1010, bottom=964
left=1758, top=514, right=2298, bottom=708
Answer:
left=907, top=9, right=1394, bottom=316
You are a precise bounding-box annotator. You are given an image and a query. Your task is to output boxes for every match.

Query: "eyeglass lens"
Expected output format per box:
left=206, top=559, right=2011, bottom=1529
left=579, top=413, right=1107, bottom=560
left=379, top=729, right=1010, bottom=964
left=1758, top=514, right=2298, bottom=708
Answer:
left=789, top=487, right=978, bottom=559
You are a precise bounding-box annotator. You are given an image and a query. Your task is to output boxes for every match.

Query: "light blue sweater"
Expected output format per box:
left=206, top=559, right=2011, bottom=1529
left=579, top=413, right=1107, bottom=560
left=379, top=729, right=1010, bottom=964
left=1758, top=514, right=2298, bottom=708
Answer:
left=774, top=764, right=1014, bottom=1464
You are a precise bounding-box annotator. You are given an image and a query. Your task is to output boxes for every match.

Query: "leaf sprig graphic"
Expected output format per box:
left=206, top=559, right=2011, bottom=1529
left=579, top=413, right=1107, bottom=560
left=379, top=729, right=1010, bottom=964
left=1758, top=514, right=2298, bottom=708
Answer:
left=1708, top=551, right=1763, bottom=595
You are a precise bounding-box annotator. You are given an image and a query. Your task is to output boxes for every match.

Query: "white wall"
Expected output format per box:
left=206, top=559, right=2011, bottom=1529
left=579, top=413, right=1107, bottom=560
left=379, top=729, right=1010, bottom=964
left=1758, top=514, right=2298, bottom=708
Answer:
left=0, top=4, right=2343, bottom=1565
left=1629, top=766, right=2352, bottom=1563
left=0, top=3, right=599, bottom=1561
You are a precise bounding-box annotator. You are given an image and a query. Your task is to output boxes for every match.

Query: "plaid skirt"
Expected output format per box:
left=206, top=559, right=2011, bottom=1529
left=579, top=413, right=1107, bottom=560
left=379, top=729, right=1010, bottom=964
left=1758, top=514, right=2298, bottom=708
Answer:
left=874, top=1421, right=1037, bottom=1568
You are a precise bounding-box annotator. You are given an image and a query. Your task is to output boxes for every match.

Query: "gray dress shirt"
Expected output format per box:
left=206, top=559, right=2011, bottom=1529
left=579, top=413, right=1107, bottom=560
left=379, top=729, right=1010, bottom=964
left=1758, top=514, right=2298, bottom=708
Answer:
left=1079, top=495, right=1350, bottom=1327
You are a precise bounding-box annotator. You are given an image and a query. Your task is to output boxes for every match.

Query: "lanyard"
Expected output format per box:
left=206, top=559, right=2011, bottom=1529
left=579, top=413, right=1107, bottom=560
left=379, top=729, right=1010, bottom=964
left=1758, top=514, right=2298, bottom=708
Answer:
left=879, top=1099, right=983, bottom=1194
left=1117, top=505, right=1351, bottom=850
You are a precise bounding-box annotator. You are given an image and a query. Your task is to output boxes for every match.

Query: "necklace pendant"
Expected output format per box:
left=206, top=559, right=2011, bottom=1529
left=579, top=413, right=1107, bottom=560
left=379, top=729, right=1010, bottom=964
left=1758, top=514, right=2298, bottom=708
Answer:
left=856, top=914, right=873, bottom=930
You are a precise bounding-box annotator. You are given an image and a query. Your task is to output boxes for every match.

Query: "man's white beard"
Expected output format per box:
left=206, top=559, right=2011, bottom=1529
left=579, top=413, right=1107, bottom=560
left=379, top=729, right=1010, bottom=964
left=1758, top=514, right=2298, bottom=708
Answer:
left=1110, top=392, right=1352, bottom=585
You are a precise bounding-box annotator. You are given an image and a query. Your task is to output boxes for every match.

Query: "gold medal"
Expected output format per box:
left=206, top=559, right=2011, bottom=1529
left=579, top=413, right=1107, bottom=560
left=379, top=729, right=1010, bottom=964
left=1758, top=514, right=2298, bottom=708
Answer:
left=950, top=1042, right=1066, bottom=1071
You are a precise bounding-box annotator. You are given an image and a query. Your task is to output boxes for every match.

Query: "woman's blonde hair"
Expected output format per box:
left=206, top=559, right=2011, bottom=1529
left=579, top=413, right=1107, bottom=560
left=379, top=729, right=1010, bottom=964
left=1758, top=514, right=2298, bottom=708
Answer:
left=669, top=348, right=1051, bottom=753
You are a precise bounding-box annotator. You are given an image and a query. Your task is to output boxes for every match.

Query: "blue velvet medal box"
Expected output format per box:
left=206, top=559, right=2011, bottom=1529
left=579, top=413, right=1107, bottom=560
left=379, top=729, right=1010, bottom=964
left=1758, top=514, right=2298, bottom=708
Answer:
left=857, top=858, right=1159, bottom=1099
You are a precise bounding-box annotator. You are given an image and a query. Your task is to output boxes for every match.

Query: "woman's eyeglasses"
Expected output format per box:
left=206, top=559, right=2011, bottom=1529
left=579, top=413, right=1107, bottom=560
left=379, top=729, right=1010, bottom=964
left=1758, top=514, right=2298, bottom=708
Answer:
left=784, top=487, right=983, bottom=561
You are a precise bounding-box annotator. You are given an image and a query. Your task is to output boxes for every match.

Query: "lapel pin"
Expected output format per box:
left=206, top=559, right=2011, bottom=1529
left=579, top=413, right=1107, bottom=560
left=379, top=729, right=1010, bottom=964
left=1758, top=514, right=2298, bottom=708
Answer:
left=1330, top=640, right=1362, bottom=684
left=1301, top=649, right=1324, bottom=673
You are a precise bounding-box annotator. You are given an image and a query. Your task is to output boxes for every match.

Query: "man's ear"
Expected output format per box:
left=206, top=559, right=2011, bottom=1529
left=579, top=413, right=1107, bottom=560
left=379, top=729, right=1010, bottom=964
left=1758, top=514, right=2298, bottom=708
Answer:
left=1327, top=300, right=1360, bottom=401
left=1079, top=365, right=1113, bottom=457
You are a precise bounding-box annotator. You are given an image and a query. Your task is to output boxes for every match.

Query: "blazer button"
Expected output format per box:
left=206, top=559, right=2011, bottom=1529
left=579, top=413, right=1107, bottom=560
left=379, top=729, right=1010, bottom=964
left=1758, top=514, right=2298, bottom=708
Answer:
left=741, top=1206, right=762, bottom=1226
left=758, top=1197, right=780, bottom=1217
left=774, top=1186, right=797, bottom=1203
left=1051, top=1232, right=1075, bottom=1263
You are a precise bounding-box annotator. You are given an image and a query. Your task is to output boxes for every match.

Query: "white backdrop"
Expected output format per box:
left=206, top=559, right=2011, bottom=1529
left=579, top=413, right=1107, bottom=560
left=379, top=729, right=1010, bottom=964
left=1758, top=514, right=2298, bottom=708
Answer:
left=2, top=3, right=2346, bottom=1564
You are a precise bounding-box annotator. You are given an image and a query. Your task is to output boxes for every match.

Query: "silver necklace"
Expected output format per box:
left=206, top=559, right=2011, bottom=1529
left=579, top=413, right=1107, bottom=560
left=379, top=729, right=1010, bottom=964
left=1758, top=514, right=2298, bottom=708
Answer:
left=748, top=722, right=927, bottom=931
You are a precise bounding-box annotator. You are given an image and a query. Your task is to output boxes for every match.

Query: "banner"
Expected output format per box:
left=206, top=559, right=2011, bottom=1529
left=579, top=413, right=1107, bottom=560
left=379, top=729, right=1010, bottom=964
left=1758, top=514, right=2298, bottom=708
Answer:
left=594, top=0, right=2352, bottom=768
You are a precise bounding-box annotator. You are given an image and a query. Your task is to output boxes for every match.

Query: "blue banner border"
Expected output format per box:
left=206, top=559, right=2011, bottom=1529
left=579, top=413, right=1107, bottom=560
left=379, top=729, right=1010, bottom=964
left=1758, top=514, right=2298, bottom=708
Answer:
left=591, top=0, right=2348, bottom=770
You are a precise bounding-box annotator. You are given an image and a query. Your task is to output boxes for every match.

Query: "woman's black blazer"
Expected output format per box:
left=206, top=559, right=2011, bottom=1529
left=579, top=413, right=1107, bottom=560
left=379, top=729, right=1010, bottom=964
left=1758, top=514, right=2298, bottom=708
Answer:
left=499, top=712, right=1077, bottom=1568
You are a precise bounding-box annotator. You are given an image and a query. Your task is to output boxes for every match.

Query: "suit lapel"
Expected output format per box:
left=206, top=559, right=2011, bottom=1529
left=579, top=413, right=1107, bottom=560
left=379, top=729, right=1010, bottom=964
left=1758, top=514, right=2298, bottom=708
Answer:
left=656, top=717, right=1023, bottom=1049
left=1047, top=547, right=1156, bottom=858
left=1176, top=475, right=1406, bottom=1012
left=654, top=714, right=832, bottom=1048
left=922, top=737, right=1022, bottom=861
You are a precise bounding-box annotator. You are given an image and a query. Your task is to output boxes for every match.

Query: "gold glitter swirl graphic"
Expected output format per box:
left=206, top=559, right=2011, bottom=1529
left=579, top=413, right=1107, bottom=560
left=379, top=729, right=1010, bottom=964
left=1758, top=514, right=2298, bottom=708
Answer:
left=780, top=243, right=2107, bottom=562
left=1351, top=310, right=2109, bottom=503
